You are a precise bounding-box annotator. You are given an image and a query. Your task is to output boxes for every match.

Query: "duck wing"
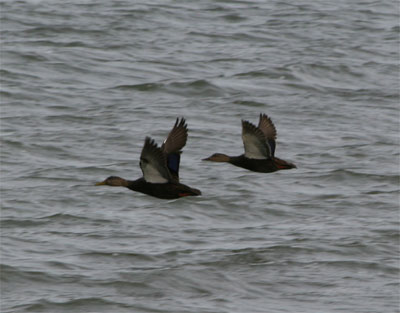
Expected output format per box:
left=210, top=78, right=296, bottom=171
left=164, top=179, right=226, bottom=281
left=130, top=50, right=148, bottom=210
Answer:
left=140, top=137, right=171, bottom=183
left=161, top=118, right=188, bottom=181
left=161, top=118, right=188, bottom=154
left=258, top=113, right=277, bottom=156
left=241, top=120, right=271, bottom=159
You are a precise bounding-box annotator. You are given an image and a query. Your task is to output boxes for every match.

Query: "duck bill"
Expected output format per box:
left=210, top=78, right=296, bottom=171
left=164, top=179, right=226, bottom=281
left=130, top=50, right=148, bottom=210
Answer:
left=95, top=181, right=106, bottom=186
left=202, top=156, right=211, bottom=161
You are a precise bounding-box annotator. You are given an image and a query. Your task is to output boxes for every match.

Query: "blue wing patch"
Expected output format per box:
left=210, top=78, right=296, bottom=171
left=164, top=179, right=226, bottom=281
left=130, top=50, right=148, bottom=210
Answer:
left=167, top=153, right=181, bottom=177
left=268, top=139, right=276, bottom=157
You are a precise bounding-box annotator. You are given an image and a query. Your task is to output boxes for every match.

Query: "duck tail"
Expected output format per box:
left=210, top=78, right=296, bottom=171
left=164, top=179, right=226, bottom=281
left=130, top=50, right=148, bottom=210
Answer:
left=273, top=157, right=296, bottom=169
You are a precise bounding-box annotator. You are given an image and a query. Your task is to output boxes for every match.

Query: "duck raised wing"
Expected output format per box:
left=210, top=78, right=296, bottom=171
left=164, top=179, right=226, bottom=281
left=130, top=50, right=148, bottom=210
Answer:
left=241, top=120, right=271, bottom=159
left=140, top=137, right=172, bottom=183
left=161, top=118, right=188, bottom=154
left=258, top=113, right=277, bottom=156
left=161, top=118, right=188, bottom=181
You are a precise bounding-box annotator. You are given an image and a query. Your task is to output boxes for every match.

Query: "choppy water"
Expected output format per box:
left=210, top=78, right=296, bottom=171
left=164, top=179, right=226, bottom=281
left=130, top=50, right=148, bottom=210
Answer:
left=1, top=1, right=399, bottom=312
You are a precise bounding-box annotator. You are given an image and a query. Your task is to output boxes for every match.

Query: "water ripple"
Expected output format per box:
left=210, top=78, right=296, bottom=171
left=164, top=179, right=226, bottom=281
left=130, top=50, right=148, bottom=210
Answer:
left=1, top=0, right=398, bottom=312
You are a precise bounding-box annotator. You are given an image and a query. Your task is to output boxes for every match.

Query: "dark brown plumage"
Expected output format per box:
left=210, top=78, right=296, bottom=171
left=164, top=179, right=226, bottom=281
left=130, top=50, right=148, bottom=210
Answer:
left=96, top=118, right=201, bottom=199
left=203, top=114, right=296, bottom=173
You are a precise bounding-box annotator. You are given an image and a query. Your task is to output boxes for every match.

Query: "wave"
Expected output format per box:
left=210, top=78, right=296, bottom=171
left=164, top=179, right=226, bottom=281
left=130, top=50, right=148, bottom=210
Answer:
left=111, top=79, right=225, bottom=97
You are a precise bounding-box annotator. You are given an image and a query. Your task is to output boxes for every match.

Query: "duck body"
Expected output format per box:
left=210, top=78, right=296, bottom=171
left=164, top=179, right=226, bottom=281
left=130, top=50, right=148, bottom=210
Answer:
left=229, top=155, right=278, bottom=173
left=203, top=114, right=296, bottom=173
left=127, top=178, right=201, bottom=199
left=96, top=118, right=201, bottom=199
left=206, top=154, right=295, bottom=173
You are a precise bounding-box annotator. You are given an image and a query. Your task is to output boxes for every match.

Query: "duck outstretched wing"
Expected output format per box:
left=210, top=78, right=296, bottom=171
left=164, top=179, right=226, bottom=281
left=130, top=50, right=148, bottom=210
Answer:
left=241, top=120, right=271, bottom=159
left=161, top=118, right=188, bottom=154
left=140, top=137, right=171, bottom=183
left=258, top=113, right=277, bottom=156
left=161, top=118, right=188, bottom=181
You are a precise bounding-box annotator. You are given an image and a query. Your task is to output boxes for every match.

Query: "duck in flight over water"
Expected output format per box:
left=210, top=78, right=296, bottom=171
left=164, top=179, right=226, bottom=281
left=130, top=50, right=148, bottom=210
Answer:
left=96, top=118, right=201, bottom=199
left=203, top=114, right=296, bottom=173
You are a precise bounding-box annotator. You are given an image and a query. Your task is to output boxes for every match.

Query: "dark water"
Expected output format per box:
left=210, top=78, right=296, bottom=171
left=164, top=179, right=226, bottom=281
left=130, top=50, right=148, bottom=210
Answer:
left=1, top=1, right=399, bottom=312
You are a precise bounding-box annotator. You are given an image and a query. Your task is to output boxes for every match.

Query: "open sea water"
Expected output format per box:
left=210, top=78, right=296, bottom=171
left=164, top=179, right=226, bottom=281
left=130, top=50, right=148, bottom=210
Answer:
left=1, top=1, right=399, bottom=312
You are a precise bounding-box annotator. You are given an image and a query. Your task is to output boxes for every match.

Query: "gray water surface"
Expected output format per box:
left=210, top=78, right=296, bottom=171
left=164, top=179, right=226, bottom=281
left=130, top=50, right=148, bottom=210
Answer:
left=1, top=1, right=399, bottom=312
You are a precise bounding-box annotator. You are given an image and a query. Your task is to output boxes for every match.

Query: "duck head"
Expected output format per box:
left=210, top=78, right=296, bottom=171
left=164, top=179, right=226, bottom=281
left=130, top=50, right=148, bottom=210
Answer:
left=202, top=153, right=230, bottom=162
left=95, top=176, right=128, bottom=187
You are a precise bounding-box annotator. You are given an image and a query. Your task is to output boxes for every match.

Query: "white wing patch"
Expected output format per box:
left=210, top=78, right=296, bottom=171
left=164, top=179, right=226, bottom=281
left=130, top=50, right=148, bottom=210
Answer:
left=140, top=137, right=171, bottom=183
left=241, top=120, right=271, bottom=159
left=242, top=132, right=270, bottom=159
left=140, top=159, right=169, bottom=183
